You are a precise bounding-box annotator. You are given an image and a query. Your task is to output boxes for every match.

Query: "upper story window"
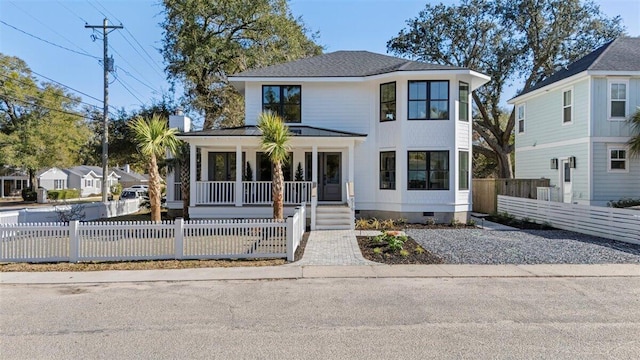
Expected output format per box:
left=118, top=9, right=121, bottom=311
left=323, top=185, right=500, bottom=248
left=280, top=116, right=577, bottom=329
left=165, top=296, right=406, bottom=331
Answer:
left=517, top=104, right=525, bottom=133
left=609, top=80, right=628, bottom=119
left=608, top=147, right=628, bottom=172
left=563, top=89, right=573, bottom=124
left=459, top=82, right=469, bottom=122
left=408, top=151, right=449, bottom=190
left=262, top=85, right=301, bottom=123
left=408, top=80, right=449, bottom=120
left=380, top=151, right=396, bottom=189
left=380, top=82, right=396, bottom=121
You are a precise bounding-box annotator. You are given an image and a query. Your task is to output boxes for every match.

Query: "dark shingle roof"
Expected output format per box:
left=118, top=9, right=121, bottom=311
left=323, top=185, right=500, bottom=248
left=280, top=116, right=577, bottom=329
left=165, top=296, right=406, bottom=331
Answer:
left=517, top=37, right=640, bottom=98
left=230, top=51, right=464, bottom=78
left=178, top=125, right=366, bottom=137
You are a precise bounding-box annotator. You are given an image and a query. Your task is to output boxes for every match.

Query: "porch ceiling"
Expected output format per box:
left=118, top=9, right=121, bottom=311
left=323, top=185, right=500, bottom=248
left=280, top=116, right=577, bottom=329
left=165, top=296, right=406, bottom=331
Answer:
left=177, top=125, right=367, bottom=138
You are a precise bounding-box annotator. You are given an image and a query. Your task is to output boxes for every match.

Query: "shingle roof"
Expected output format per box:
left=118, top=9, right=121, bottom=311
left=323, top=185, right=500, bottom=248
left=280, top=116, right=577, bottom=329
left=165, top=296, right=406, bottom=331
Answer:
left=517, top=37, right=640, bottom=97
left=67, top=165, right=119, bottom=178
left=178, top=125, right=367, bottom=137
left=230, top=51, right=464, bottom=78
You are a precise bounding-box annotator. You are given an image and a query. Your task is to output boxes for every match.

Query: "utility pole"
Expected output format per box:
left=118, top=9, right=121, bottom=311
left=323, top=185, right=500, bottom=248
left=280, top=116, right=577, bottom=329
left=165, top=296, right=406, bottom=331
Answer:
left=86, top=19, right=123, bottom=202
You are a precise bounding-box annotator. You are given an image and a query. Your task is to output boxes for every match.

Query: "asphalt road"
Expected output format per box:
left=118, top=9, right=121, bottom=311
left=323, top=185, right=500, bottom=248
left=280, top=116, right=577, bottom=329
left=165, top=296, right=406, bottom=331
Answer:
left=1, top=277, right=639, bottom=359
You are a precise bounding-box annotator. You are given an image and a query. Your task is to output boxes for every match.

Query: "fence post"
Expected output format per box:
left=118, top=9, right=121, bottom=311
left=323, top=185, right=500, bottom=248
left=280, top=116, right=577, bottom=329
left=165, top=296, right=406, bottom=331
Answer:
left=286, top=216, right=294, bottom=261
left=175, top=218, right=184, bottom=259
left=69, top=220, right=79, bottom=263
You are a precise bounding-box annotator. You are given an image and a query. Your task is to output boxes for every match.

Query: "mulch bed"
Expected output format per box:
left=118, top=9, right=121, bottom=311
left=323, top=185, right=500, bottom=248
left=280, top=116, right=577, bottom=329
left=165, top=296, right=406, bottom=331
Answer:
left=485, top=216, right=554, bottom=230
left=357, top=236, right=444, bottom=265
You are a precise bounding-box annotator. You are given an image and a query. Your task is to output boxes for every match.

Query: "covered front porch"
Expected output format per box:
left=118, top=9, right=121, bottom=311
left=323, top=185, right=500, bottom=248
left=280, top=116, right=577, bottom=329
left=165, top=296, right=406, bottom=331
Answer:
left=169, top=126, right=365, bottom=227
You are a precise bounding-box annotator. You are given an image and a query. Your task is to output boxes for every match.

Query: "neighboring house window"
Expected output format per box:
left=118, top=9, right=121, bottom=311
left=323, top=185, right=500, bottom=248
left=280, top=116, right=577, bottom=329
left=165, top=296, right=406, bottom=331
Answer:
left=563, top=89, right=572, bottom=123
left=54, top=179, right=65, bottom=189
left=85, top=179, right=92, bottom=187
left=380, top=82, right=396, bottom=121
left=408, top=80, right=449, bottom=120
left=459, top=82, right=469, bottom=122
left=379, top=151, right=396, bottom=190
left=517, top=104, right=525, bottom=133
left=408, top=151, right=449, bottom=190
left=262, top=85, right=301, bottom=123
left=609, top=80, right=627, bottom=119
left=608, top=147, right=628, bottom=172
left=459, top=151, right=469, bottom=190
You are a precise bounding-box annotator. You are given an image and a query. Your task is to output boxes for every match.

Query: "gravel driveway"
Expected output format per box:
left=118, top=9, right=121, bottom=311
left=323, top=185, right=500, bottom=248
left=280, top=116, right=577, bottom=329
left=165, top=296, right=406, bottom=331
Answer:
left=406, top=229, right=640, bottom=264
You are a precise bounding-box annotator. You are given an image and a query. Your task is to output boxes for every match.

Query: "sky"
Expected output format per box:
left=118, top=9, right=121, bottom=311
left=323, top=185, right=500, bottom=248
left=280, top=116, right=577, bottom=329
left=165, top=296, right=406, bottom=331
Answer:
left=1, top=0, right=639, bottom=127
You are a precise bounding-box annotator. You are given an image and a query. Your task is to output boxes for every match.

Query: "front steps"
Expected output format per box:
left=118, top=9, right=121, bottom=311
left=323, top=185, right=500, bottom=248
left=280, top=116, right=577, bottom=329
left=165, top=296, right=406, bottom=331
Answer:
left=315, top=204, right=353, bottom=230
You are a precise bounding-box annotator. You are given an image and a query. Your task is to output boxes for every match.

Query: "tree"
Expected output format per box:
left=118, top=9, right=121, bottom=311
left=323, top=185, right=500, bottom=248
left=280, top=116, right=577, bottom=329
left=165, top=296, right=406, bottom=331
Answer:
left=258, top=111, right=291, bottom=219
left=129, top=114, right=181, bottom=222
left=628, top=108, right=640, bottom=157
left=166, top=142, right=191, bottom=219
left=161, top=0, right=322, bottom=129
left=387, top=0, right=624, bottom=178
left=0, top=54, right=91, bottom=187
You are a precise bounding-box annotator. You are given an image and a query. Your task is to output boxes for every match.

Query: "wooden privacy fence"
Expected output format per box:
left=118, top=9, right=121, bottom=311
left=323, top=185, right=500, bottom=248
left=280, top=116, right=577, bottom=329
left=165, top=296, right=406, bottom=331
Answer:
left=498, top=195, right=640, bottom=245
left=473, top=178, right=551, bottom=214
left=0, top=204, right=306, bottom=263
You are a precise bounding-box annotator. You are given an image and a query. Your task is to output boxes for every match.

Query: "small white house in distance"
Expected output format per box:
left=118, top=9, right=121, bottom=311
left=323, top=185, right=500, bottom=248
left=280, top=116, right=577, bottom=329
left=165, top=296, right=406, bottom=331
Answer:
left=167, top=51, right=489, bottom=228
left=509, top=37, right=640, bottom=206
left=66, top=165, right=120, bottom=197
left=0, top=166, right=29, bottom=198
left=37, top=167, right=69, bottom=191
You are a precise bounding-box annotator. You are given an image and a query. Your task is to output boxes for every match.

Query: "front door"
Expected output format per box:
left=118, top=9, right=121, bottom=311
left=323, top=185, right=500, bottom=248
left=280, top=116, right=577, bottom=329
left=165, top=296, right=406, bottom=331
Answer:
left=561, top=159, right=572, bottom=203
left=319, top=152, right=341, bottom=201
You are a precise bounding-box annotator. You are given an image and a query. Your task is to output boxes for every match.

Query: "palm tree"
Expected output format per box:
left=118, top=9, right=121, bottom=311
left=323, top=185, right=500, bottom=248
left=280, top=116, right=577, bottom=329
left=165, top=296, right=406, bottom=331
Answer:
left=628, top=108, right=640, bottom=157
left=129, top=114, right=180, bottom=222
left=258, top=111, right=291, bottom=220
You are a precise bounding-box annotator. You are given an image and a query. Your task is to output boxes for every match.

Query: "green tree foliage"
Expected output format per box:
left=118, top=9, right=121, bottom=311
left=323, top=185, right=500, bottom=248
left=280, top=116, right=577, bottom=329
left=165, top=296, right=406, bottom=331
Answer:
left=129, top=114, right=181, bottom=222
left=0, top=54, right=90, bottom=186
left=628, top=108, right=640, bottom=157
left=388, top=0, right=624, bottom=178
left=258, top=111, right=291, bottom=219
left=161, top=0, right=322, bottom=129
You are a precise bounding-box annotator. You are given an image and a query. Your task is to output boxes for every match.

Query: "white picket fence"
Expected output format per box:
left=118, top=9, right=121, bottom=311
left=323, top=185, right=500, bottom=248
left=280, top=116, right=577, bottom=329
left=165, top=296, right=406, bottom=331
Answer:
left=0, top=199, right=141, bottom=225
left=498, top=195, right=640, bottom=244
left=0, top=204, right=306, bottom=263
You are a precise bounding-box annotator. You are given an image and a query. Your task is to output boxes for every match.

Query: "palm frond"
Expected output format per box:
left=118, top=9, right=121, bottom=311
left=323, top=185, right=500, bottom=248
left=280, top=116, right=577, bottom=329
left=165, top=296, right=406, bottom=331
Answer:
left=628, top=108, right=640, bottom=157
left=257, top=111, right=291, bottom=163
left=128, top=114, right=181, bottom=159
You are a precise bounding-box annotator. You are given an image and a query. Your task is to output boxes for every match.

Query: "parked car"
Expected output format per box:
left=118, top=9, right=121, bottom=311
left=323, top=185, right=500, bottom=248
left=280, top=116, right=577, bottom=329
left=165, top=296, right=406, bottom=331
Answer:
left=129, top=185, right=149, bottom=191
left=120, top=189, right=147, bottom=199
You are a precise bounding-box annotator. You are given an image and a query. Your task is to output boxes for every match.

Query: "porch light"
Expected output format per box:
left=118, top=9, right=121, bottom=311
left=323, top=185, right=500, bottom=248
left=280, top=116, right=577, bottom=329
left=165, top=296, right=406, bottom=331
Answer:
left=569, top=156, right=576, bottom=168
left=550, top=158, right=558, bottom=169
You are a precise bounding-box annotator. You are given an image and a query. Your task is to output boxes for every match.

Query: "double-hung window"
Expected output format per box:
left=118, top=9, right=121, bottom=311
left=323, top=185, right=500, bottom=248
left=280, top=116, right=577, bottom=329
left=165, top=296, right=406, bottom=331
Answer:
left=563, top=89, right=573, bottom=124
left=380, top=82, right=396, bottom=121
left=408, top=80, right=449, bottom=120
left=408, top=151, right=449, bottom=190
left=459, top=151, right=469, bottom=190
left=262, top=85, right=301, bottom=123
left=517, top=104, right=525, bottom=133
left=609, top=80, right=628, bottom=119
left=459, top=82, right=469, bottom=121
left=379, top=151, right=396, bottom=189
left=608, top=147, right=628, bottom=172
left=54, top=179, right=65, bottom=189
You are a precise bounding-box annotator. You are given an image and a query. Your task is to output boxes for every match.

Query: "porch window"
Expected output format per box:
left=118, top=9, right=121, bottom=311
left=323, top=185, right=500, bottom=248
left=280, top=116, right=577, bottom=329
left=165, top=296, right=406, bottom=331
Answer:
left=608, top=148, right=628, bottom=172
left=408, top=80, right=449, bottom=120
left=609, top=80, right=627, bottom=119
left=257, top=152, right=293, bottom=181
left=459, top=82, right=469, bottom=121
left=54, top=179, right=65, bottom=189
left=459, top=151, right=469, bottom=190
left=262, top=85, right=301, bottom=123
left=517, top=104, right=525, bottom=133
left=208, top=152, right=245, bottom=181
left=380, top=82, right=396, bottom=121
left=379, top=151, right=396, bottom=189
left=563, top=89, right=573, bottom=123
left=408, top=151, right=449, bottom=190
left=305, top=152, right=313, bottom=181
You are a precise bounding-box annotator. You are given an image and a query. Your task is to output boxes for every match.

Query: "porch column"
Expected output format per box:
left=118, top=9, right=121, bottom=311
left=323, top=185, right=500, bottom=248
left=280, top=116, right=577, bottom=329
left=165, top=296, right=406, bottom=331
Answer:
left=348, top=141, right=354, bottom=183
left=189, top=143, right=196, bottom=207
left=235, top=144, right=242, bottom=207
left=312, top=145, right=318, bottom=185
left=200, top=150, right=208, bottom=181
left=0, top=179, right=4, bottom=198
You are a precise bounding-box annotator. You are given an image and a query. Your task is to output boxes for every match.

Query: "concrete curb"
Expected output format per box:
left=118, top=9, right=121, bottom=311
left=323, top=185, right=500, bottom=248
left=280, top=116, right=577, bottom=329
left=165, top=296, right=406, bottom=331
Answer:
left=1, top=264, right=639, bottom=284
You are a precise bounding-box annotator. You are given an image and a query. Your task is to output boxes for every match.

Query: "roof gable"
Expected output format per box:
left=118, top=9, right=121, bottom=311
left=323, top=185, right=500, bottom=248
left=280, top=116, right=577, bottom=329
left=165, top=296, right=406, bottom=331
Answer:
left=230, top=50, right=465, bottom=78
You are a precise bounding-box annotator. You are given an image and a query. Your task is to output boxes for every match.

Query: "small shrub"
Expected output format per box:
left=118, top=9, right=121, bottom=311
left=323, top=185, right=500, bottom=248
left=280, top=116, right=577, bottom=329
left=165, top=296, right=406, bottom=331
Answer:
left=607, top=198, right=640, bottom=208
left=395, top=218, right=408, bottom=226
left=369, top=218, right=381, bottom=230
left=21, top=188, right=37, bottom=202
left=373, top=247, right=382, bottom=255
left=399, top=249, right=410, bottom=257
left=380, top=218, right=396, bottom=230
left=355, top=218, right=370, bottom=230
left=373, top=230, right=408, bottom=252
left=467, top=219, right=476, bottom=227
left=414, top=246, right=425, bottom=255
left=450, top=218, right=462, bottom=228
left=425, top=217, right=436, bottom=226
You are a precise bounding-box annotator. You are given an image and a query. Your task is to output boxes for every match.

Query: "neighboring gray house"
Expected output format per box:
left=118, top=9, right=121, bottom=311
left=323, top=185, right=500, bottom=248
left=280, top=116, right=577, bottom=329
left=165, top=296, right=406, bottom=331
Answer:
left=66, top=165, right=119, bottom=197
left=112, top=164, right=148, bottom=189
left=509, top=37, right=640, bottom=206
left=36, top=167, right=68, bottom=191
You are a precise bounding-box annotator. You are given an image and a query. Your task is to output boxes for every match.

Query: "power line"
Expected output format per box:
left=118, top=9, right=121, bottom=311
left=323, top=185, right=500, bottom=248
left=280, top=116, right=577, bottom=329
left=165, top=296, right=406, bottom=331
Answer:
left=29, top=70, right=103, bottom=104
left=0, top=73, right=102, bottom=110
left=115, top=66, right=160, bottom=94
left=0, top=92, right=93, bottom=120
left=116, top=31, right=166, bottom=78
left=107, top=44, right=157, bottom=90
left=57, top=0, right=90, bottom=23
left=113, top=75, right=145, bottom=106
left=0, top=20, right=101, bottom=60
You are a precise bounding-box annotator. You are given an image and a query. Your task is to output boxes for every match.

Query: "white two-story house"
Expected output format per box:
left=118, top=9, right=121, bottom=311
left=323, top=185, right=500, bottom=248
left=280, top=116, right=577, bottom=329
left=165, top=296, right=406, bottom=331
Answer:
left=510, top=37, right=640, bottom=206
left=168, top=51, right=489, bottom=228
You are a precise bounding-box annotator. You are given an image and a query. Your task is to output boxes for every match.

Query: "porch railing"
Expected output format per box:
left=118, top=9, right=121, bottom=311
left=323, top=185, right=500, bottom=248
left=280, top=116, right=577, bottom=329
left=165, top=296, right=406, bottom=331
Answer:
left=194, top=181, right=312, bottom=205
left=174, top=183, right=182, bottom=201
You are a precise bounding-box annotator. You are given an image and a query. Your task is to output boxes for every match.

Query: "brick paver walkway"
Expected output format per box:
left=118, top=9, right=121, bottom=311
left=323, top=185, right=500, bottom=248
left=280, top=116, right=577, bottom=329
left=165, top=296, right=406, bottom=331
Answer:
left=294, top=230, right=379, bottom=266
